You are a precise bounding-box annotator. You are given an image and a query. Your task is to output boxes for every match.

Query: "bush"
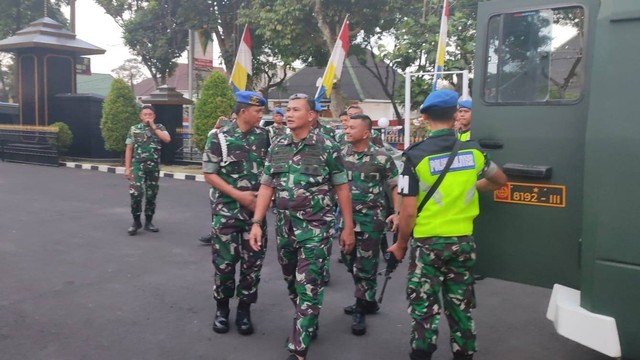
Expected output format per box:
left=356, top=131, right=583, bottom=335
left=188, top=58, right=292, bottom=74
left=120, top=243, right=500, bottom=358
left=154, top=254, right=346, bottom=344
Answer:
left=192, top=72, right=235, bottom=151
left=48, top=122, right=73, bottom=155
left=100, top=78, right=140, bottom=153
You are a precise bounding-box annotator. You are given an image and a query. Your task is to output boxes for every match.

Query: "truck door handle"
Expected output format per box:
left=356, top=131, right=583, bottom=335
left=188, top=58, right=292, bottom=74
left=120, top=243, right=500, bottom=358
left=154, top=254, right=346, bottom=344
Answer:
left=503, top=163, right=552, bottom=179
left=478, top=139, right=503, bottom=149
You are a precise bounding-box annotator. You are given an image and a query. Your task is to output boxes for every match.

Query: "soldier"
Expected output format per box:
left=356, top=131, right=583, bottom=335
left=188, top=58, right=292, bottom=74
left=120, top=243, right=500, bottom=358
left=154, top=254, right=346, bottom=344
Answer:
left=202, top=91, right=270, bottom=336
left=455, top=99, right=472, bottom=141
left=268, top=107, right=288, bottom=142
left=199, top=114, right=236, bottom=245
left=309, top=99, right=338, bottom=141
left=340, top=114, right=399, bottom=336
left=248, top=93, right=355, bottom=360
left=124, top=104, right=171, bottom=235
left=346, top=105, right=385, bottom=147
left=388, top=90, right=507, bottom=360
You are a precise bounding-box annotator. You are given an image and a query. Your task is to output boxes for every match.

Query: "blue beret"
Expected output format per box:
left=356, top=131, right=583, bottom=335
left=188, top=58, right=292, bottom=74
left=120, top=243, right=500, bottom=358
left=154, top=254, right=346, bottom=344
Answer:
left=235, top=91, right=266, bottom=106
left=273, top=108, right=285, bottom=116
left=458, top=99, right=472, bottom=109
left=419, top=89, right=459, bottom=113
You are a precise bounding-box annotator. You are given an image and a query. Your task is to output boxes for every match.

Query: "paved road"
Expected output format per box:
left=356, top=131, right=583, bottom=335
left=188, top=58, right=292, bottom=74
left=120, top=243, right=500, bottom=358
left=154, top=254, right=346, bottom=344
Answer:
left=0, top=162, right=609, bottom=360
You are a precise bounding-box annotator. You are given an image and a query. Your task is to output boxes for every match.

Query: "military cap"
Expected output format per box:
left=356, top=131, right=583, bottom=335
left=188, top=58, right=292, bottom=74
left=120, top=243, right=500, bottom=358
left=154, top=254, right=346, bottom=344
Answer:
left=273, top=107, right=285, bottom=116
left=458, top=99, right=472, bottom=110
left=235, top=90, right=266, bottom=106
left=419, top=89, right=459, bottom=113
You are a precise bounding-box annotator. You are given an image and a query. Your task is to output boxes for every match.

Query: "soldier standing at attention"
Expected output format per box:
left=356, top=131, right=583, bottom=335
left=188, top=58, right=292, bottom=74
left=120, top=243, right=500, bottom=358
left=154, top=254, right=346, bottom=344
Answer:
left=268, top=107, right=287, bottom=142
left=248, top=93, right=355, bottom=360
left=455, top=99, right=472, bottom=141
left=124, top=105, right=171, bottom=235
left=202, top=91, right=270, bottom=336
left=340, top=114, right=400, bottom=336
left=388, top=90, right=507, bottom=360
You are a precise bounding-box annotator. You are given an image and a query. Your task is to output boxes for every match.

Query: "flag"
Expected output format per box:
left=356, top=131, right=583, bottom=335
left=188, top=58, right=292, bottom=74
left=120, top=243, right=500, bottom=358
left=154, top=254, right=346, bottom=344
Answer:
left=194, top=29, right=213, bottom=70
left=315, top=16, right=350, bottom=103
left=229, top=25, right=252, bottom=93
left=433, top=0, right=449, bottom=90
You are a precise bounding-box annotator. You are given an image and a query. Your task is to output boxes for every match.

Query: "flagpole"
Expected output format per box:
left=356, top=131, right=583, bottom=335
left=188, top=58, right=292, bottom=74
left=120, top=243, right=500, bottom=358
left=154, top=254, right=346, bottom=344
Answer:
left=432, top=0, right=448, bottom=91
left=188, top=29, right=194, bottom=131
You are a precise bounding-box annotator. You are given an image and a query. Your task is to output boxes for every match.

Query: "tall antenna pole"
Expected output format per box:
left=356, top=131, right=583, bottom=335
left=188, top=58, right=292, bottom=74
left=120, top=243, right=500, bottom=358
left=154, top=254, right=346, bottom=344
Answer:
left=44, top=0, right=48, bottom=17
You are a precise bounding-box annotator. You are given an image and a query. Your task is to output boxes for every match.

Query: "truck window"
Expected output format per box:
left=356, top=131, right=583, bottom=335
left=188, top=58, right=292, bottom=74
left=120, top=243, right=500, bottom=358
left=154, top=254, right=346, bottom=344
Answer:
left=484, top=6, right=585, bottom=103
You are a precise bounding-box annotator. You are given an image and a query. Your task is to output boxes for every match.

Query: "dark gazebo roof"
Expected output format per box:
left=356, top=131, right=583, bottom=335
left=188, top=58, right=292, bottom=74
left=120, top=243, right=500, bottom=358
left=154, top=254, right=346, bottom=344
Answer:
left=140, top=85, right=193, bottom=105
left=0, top=17, right=105, bottom=55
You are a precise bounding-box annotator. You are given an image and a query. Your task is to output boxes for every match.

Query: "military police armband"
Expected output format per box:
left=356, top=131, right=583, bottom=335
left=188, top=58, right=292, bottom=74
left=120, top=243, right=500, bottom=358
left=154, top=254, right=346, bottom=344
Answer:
left=251, top=218, right=263, bottom=226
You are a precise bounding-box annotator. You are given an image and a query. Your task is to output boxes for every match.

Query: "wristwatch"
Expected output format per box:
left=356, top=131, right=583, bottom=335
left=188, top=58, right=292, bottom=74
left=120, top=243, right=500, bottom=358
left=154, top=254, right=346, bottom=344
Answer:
left=251, top=218, right=262, bottom=225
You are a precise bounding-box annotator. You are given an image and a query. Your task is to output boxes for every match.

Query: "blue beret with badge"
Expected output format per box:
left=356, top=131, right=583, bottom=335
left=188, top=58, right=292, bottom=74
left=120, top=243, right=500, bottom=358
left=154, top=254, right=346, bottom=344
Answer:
left=273, top=107, right=285, bottom=116
left=419, top=89, right=459, bottom=113
left=235, top=90, right=266, bottom=106
left=458, top=99, right=472, bottom=110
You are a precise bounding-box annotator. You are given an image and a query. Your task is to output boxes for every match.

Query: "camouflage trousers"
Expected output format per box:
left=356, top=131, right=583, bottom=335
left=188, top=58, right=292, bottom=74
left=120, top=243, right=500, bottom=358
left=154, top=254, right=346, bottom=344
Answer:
left=277, top=220, right=332, bottom=357
left=211, top=216, right=267, bottom=303
left=407, top=236, right=477, bottom=357
left=129, top=160, right=159, bottom=217
left=342, top=230, right=383, bottom=302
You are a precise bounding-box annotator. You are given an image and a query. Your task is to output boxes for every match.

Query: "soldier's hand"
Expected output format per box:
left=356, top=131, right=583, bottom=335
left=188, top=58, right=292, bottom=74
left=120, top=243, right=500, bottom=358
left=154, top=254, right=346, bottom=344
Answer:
left=248, top=224, right=263, bottom=251
left=237, top=191, right=257, bottom=211
left=387, top=242, right=407, bottom=263
left=385, top=214, right=399, bottom=232
left=340, top=227, right=355, bottom=254
left=124, top=168, right=132, bottom=181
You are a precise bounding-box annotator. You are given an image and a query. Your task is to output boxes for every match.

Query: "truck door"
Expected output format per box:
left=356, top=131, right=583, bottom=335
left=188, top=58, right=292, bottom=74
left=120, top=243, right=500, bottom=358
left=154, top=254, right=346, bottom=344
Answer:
left=473, top=1, right=594, bottom=288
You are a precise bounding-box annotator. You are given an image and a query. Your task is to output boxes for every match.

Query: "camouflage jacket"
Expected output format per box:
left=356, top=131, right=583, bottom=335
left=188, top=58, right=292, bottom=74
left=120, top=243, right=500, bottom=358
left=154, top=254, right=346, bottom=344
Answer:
left=311, top=122, right=338, bottom=142
left=335, top=129, right=385, bottom=148
left=261, top=131, right=348, bottom=240
left=267, top=124, right=288, bottom=143
left=125, top=123, right=167, bottom=163
left=342, top=142, right=398, bottom=232
left=202, top=122, right=270, bottom=220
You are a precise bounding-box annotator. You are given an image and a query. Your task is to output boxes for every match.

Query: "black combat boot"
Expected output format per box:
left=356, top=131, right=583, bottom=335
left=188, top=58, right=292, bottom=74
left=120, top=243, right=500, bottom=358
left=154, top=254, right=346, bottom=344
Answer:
left=236, top=301, right=254, bottom=335
left=351, top=299, right=367, bottom=336
left=344, top=299, right=379, bottom=315
left=213, top=299, right=230, bottom=334
left=452, top=353, right=473, bottom=360
left=410, top=349, right=433, bottom=360
left=127, top=215, right=143, bottom=235
left=144, top=215, right=159, bottom=232
left=198, top=234, right=213, bottom=245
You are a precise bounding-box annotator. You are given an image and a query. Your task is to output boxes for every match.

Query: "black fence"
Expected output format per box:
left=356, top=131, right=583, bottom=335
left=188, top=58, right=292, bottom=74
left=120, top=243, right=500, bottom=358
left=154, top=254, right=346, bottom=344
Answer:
left=0, top=125, right=59, bottom=166
left=174, top=129, right=201, bottom=164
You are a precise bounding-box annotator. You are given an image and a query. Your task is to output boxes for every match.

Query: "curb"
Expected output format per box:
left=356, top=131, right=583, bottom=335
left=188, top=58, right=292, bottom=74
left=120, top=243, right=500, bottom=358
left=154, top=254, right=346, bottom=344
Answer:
left=60, top=162, right=205, bottom=182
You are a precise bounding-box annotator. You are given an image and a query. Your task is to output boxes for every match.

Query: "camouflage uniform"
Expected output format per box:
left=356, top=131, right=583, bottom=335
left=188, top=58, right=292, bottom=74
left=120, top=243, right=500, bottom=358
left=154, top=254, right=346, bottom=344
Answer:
left=260, top=131, right=347, bottom=358
left=202, top=122, right=270, bottom=304
left=336, top=129, right=385, bottom=148
left=401, top=128, right=495, bottom=358
left=341, top=142, right=398, bottom=302
left=125, top=123, right=166, bottom=217
left=267, top=124, right=288, bottom=143
left=311, top=121, right=337, bottom=141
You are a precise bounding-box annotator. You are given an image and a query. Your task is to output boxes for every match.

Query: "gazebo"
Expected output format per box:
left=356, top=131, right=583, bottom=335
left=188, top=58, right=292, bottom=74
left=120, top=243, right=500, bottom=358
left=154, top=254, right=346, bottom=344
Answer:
left=0, top=17, right=105, bottom=126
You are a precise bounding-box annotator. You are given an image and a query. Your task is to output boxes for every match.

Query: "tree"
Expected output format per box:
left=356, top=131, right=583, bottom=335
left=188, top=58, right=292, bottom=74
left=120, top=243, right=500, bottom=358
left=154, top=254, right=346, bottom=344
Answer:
left=95, top=0, right=192, bottom=86
left=0, top=0, right=68, bottom=102
left=48, top=122, right=74, bottom=155
left=112, top=58, right=148, bottom=89
left=244, top=0, right=405, bottom=115
left=192, top=72, right=235, bottom=152
left=100, top=78, right=140, bottom=157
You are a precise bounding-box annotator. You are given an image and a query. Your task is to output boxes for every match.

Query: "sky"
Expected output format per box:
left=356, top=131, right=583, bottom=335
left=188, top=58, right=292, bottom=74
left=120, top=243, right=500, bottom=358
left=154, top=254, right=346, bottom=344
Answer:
left=61, top=1, right=206, bottom=76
